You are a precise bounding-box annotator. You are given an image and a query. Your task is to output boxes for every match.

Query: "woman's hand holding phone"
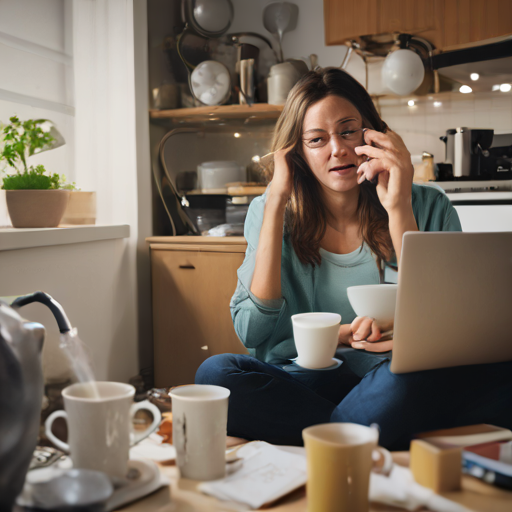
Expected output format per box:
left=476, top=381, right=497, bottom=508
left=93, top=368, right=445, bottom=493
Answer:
left=354, top=129, right=414, bottom=214
left=354, top=128, right=418, bottom=265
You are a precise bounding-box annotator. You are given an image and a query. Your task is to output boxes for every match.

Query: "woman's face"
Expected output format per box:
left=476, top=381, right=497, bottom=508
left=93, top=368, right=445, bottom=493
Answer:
left=301, top=95, right=367, bottom=194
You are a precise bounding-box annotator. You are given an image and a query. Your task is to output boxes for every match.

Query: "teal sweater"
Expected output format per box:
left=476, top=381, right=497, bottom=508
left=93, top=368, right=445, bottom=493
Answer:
left=230, top=184, right=462, bottom=369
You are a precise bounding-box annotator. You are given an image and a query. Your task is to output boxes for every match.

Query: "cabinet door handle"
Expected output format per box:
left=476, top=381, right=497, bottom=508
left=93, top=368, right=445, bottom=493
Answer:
left=179, top=264, right=195, bottom=269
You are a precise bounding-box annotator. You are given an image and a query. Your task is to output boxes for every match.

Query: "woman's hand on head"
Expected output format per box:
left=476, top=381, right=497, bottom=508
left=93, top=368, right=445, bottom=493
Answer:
left=338, top=317, right=394, bottom=353
left=269, top=147, right=294, bottom=205
left=354, top=129, right=414, bottom=213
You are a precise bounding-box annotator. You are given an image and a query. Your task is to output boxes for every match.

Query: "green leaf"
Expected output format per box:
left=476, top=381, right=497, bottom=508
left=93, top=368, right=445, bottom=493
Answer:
left=2, top=171, right=52, bottom=190
left=1, top=116, right=75, bottom=189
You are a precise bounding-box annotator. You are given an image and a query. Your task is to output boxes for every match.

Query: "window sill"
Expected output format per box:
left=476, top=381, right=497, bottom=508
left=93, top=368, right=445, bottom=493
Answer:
left=0, top=224, right=130, bottom=251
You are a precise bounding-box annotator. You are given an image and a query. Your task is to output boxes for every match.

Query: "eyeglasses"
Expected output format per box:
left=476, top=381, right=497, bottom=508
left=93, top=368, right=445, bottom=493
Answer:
left=302, top=127, right=364, bottom=149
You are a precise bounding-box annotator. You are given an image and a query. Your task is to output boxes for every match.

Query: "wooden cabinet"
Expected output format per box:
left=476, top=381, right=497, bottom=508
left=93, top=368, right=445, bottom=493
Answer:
left=148, top=236, right=249, bottom=388
left=324, top=0, right=512, bottom=51
left=437, top=0, right=512, bottom=50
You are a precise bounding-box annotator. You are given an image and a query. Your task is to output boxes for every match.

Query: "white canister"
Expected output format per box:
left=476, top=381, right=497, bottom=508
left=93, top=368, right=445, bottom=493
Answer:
left=267, top=62, right=302, bottom=105
left=198, top=161, right=246, bottom=192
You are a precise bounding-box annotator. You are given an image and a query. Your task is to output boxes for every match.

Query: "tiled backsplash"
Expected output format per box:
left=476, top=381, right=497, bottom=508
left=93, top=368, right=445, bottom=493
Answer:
left=377, top=91, right=512, bottom=165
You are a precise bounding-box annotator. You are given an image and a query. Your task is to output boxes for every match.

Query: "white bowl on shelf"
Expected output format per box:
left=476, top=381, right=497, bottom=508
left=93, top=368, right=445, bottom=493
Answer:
left=197, top=161, right=246, bottom=193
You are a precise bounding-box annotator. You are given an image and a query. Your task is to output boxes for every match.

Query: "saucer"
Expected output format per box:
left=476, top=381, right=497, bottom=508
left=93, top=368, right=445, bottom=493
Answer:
left=17, top=458, right=169, bottom=511
left=107, top=459, right=168, bottom=511
left=292, top=357, right=342, bottom=371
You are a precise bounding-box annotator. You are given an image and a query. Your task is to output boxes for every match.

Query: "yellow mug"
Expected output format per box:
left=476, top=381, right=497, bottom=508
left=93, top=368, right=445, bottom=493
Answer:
left=302, top=423, right=379, bottom=512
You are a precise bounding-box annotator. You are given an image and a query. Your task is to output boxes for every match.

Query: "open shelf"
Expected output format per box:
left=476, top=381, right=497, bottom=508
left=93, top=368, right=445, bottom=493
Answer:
left=149, top=103, right=284, bottom=121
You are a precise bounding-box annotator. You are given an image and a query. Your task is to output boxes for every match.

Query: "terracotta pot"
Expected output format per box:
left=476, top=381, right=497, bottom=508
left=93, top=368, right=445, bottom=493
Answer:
left=61, top=191, right=97, bottom=225
left=5, top=189, right=71, bottom=228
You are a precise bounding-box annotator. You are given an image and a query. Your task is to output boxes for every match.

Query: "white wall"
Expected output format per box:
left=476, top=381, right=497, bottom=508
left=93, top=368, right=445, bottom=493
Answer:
left=0, top=237, right=137, bottom=383
left=231, top=0, right=346, bottom=68
left=0, top=0, right=143, bottom=386
left=0, top=0, right=75, bottom=212
left=133, top=0, right=155, bottom=378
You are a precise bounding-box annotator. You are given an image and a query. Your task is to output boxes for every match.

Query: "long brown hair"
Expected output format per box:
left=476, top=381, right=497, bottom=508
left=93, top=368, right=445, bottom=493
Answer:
left=265, top=67, right=393, bottom=268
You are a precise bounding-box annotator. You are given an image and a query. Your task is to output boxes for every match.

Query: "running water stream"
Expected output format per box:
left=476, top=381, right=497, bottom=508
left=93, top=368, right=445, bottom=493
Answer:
left=59, top=327, right=100, bottom=399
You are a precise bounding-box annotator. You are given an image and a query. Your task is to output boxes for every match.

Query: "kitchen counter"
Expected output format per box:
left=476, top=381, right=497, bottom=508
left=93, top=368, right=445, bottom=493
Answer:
left=446, top=191, right=512, bottom=204
left=0, top=224, right=130, bottom=252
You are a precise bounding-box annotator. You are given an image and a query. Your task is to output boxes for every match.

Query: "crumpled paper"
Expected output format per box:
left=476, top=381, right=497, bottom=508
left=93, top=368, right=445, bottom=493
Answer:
left=199, top=442, right=306, bottom=509
left=370, top=464, right=474, bottom=512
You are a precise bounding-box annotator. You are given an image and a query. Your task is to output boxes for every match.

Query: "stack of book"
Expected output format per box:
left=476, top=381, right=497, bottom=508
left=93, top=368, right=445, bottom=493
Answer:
left=416, top=424, right=512, bottom=490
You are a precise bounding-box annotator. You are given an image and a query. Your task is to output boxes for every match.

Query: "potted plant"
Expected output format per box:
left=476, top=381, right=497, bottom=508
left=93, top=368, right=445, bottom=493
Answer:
left=0, top=116, right=75, bottom=228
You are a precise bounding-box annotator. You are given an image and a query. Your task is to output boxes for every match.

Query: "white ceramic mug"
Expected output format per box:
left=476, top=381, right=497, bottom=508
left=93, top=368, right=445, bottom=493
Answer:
left=303, top=423, right=384, bottom=512
left=45, top=381, right=161, bottom=477
left=292, top=313, right=341, bottom=369
left=170, top=384, right=230, bottom=481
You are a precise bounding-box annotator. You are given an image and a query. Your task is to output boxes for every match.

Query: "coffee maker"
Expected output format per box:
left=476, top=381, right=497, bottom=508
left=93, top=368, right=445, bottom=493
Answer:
left=439, top=128, right=512, bottom=181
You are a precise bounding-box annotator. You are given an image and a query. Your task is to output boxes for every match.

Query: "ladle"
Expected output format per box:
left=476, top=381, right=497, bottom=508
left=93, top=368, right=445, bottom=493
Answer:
left=263, top=2, right=298, bottom=63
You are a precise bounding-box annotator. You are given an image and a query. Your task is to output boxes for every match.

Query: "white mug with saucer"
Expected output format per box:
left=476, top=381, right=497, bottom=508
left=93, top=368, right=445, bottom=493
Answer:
left=45, top=381, right=161, bottom=478
left=292, top=313, right=341, bottom=369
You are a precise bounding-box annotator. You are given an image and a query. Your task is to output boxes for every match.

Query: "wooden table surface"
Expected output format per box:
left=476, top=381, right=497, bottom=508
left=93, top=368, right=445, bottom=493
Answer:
left=119, top=452, right=512, bottom=512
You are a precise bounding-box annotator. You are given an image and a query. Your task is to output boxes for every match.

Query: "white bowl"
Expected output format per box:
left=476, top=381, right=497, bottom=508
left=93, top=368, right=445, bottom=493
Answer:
left=347, top=284, right=398, bottom=326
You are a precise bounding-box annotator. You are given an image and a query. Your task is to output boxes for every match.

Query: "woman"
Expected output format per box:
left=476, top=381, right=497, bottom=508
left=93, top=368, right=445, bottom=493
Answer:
left=196, top=68, right=512, bottom=449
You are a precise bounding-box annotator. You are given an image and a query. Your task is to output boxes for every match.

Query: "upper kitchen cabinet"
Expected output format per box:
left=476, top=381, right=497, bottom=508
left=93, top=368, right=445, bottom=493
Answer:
left=439, top=0, right=512, bottom=50
left=324, top=0, right=512, bottom=51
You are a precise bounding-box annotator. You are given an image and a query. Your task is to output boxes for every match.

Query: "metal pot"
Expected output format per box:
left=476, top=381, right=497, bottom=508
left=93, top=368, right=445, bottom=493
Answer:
left=181, top=0, right=233, bottom=38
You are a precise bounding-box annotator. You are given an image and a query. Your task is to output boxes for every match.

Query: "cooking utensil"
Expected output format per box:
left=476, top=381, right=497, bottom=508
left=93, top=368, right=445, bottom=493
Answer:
left=267, top=61, right=304, bottom=105
left=181, top=0, right=233, bottom=38
left=263, top=2, right=299, bottom=63
left=190, top=60, right=231, bottom=106
left=198, top=161, right=246, bottom=192
left=239, top=58, right=255, bottom=105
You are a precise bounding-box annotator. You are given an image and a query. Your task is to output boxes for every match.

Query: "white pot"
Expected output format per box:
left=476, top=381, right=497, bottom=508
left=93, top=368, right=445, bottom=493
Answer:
left=197, top=161, right=246, bottom=193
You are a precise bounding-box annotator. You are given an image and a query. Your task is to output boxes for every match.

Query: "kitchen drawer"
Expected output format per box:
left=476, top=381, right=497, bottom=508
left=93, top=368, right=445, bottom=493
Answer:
left=150, top=242, right=248, bottom=387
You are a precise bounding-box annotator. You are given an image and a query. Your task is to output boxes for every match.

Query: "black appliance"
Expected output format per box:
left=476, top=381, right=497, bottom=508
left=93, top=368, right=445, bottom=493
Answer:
left=438, top=129, right=512, bottom=181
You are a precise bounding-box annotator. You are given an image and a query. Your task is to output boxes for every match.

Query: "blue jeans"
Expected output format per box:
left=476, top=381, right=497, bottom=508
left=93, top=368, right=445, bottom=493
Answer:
left=195, top=353, right=512, bottom=450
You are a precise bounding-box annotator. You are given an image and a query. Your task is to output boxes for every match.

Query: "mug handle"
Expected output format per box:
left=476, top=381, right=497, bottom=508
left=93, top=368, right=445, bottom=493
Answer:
left=45, top=410, right=70, bottom=452
left=130, top=400, right=162, bottom=446
left=372, top=446, right=393, bottom=475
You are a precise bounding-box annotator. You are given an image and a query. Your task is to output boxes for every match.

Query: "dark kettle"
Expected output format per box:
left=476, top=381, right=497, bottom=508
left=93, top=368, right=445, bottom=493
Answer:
left=0, top=292, right=72, bottom=511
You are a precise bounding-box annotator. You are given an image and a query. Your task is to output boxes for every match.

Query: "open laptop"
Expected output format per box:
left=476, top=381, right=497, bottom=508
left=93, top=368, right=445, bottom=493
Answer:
left=390, top=232, right=512, bottom=374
